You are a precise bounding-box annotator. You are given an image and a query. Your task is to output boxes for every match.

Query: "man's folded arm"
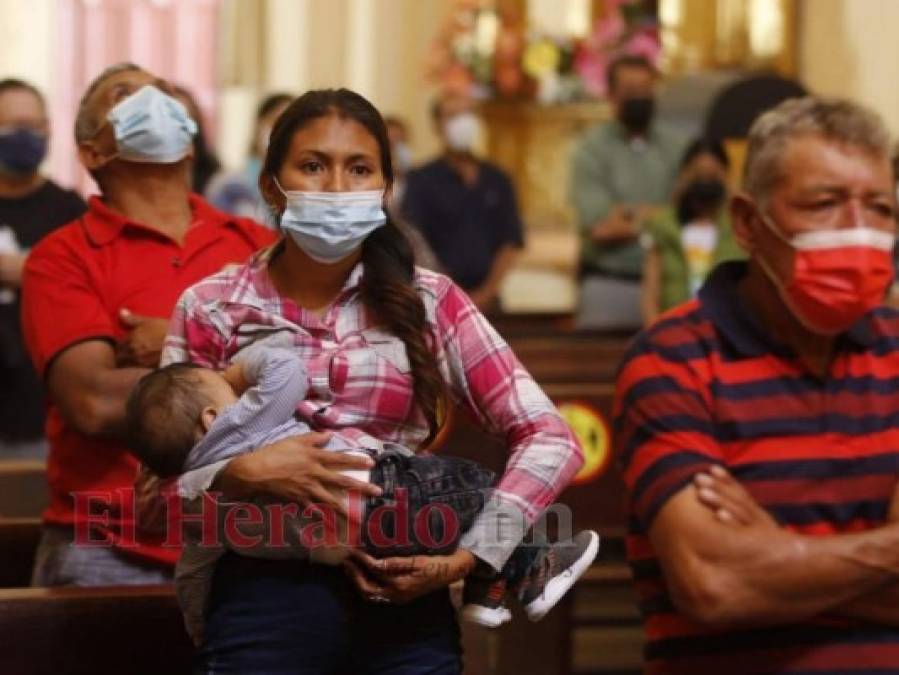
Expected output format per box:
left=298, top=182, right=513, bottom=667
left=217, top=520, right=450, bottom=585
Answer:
left=47, top=340, right=148, bottom=437
left=650, top=484, right=899, bottom=627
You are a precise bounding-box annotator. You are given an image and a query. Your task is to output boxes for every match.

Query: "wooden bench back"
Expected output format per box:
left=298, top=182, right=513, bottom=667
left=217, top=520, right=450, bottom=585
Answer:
left=0, top=585, right=192, bottom=675
left=0, top=461, right=48, bottom=519
left=0, top=518, right=41, bottom=587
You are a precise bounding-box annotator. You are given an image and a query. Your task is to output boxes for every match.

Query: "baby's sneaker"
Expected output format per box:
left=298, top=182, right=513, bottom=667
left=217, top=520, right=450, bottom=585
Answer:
left=518, top=530, right=600, bottom=622
left=461, top=577, right=513, bottom=628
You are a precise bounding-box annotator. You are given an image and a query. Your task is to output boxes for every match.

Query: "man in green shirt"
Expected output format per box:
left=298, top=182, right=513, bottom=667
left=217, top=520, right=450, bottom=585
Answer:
left=570, top=55, right=686, bottom=328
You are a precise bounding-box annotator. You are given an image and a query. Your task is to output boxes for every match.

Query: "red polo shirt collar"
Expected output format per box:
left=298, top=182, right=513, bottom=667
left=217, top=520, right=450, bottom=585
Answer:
left=81, top=193, right=247, bottom=247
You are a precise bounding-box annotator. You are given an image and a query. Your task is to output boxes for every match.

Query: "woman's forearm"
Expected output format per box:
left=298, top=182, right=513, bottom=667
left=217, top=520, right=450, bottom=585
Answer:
left=212, top=454, right=262, bottom=500
left=208, top=435, right=379, bottom=506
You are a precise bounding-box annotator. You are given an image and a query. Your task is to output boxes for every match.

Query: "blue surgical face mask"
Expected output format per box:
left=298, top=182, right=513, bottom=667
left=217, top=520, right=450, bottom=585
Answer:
left=105, top=85, right=197, bottom=164
left=274, top=177, right=387, bottom=264
left=0, top=127, right=47, bottom=175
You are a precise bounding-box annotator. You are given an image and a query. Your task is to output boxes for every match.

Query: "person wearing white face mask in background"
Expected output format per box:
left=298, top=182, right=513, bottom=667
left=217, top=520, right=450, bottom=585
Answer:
left=401, top=93, right=524, bottom=312
left=20, top=63, right=274, bottom=586
left=384, top=115, right=412, bottom=209
left=206, top=92, right=292, bottom=223
left=382, top=113, right=443, bottom=273
left=0, top=78, right=85, bottom=460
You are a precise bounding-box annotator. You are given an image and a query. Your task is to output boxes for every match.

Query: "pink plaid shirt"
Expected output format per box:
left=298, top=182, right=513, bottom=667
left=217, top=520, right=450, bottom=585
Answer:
left=160, top=244, right=582, bottom=569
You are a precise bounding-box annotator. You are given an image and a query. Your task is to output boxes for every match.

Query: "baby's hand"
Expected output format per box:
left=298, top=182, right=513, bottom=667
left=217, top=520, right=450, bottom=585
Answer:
left=222, top=362, right=250, bottom=395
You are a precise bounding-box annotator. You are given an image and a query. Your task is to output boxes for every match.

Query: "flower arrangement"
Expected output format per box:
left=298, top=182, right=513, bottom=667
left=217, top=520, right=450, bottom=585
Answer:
left=426, top=0, right=661, bottom=104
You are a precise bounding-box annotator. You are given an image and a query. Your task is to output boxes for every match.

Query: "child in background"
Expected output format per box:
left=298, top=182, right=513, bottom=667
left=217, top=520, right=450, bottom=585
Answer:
left=640, top=138, right=744, bottom=326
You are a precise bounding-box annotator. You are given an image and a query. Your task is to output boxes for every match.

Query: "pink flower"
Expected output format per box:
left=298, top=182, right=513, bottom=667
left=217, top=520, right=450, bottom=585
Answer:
left=625, top=30, right=661, bottom=66
left=574, top=45, right=609, bottom=98
left=592, top=11, right=626, bottom=47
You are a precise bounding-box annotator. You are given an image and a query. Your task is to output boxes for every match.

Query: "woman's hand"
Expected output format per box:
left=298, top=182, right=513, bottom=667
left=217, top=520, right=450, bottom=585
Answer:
left=343, top=548, right=476, bottom=604
left=213, top=433, right=382, bottom=515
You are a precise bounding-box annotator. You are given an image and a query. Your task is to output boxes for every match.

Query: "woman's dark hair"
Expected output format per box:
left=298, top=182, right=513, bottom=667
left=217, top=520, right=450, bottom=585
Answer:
left=250, top=93, right=294, bottom=157
left=260, top=88, right=445, bottom=448
left=680, top=137, right=730, bottom=171
left=257, top=93, right=294, bottom=122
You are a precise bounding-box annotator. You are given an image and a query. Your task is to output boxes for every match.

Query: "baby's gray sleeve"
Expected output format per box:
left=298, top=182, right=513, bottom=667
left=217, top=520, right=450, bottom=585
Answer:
left=233, top=346, right=309, bottom=430
left=182, top=347, right=308, bottom=472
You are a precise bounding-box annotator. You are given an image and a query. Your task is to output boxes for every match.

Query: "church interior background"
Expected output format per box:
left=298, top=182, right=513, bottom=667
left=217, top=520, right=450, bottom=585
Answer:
left=2, top=3, right=899, bottom=671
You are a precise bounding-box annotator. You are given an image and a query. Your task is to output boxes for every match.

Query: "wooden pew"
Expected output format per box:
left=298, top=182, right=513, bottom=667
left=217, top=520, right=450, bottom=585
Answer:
left=490, top=312, right=635, bottom=343
left=490, top=311, right=578, bottom=337
left=459, top=540, right=642, bottom=675
left=509, top=332, right=631, bottom=380
left=0, top=329, right=636, bottom=675
left=0, top=585, right=192, bottom=675
left=438, top=330, right=642, bottom=675
left=0, top=460, right=48, bottom=519
left=440, top=380, right=626, bottom=534
left=0, top=518, right=42, bottom=587
left=568, top=560, right=643, bottom=675
left=507, top=332, right=632, bottom=357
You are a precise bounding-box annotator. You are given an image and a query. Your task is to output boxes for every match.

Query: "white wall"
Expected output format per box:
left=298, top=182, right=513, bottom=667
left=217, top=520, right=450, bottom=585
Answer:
left=217, top=0, right=452, bottom=171
left=0, top=0, right=60, bottom=180
left=799, top=0, right=899, bottom=136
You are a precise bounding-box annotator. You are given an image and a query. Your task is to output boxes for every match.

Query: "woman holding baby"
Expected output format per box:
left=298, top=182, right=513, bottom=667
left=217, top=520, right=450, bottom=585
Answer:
left=160, top=88, right=583, bottom=674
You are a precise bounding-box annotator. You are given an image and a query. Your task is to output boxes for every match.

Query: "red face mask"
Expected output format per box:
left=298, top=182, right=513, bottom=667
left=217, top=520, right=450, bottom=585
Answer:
left=759, top=217, right=896, bottom=335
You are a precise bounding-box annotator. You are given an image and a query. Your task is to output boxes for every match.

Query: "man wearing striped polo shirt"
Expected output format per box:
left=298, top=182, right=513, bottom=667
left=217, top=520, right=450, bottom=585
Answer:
left=615, top=97, right=899, bottom=674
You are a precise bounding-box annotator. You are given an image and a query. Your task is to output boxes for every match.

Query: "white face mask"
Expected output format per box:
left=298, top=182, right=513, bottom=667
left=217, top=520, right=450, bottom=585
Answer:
left=443, top=112, right=481, bottom=152
left=274, top=178, right=387, bottom=264
left=106, top=85, right=197, bottom=164
left=393, top=142, right=413, bottom=173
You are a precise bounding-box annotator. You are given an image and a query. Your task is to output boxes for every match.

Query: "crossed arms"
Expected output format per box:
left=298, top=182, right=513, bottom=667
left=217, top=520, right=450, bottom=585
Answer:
left=653, top=465, right=899, bottom=628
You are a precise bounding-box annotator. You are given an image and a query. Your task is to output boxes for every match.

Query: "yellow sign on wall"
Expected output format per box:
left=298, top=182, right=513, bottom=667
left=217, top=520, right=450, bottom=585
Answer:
left=557, top=401, right=611, bottom=485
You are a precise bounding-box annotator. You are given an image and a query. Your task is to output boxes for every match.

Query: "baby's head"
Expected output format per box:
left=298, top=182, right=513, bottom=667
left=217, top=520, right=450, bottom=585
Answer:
left=126, top=363, right=238, bottom=477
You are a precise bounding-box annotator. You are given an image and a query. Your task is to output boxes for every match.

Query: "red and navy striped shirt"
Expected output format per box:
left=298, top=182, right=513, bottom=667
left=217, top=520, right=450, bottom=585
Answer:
left=615, top=261, right=899, bottom=674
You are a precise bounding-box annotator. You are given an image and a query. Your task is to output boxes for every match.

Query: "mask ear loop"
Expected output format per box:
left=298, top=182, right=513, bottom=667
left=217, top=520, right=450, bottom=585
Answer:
left=84, top=120, right=120, bottom=171
left=752, top=208, right=796, bottom=294
left=758, top=210, right=794, bottom=247
left=271, top=175, right=288, bottom=197
left=266, top=175, right=289, bottom=229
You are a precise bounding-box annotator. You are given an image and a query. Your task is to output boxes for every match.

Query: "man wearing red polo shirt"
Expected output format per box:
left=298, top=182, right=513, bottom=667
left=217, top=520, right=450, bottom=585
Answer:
left=21, top=63, right=275, bottom=585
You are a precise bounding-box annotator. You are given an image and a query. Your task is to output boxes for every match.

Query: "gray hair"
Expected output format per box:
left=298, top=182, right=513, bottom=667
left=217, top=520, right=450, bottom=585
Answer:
left=73, top=62, right=143, bottom=143
left=743, top=96, right=892, bottom=203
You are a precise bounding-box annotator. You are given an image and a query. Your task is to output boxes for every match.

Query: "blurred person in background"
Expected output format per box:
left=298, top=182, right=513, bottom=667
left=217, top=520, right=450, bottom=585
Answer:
left=173, top=85, right=222, bottom=195
left=0, top=78, right=85, bottom=459
left=385, top=114, right=413, bottom=209
left=21, top=63, right=274, bottom=586
left=383, top=113, right=441, bottom=272
left=640, top=138, right=743, bottom=325
left=206, top=92, right=291, bottom=221
left=402, top=93, right=523, bottom=312
left=570, top=54, right=687, bottom=329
